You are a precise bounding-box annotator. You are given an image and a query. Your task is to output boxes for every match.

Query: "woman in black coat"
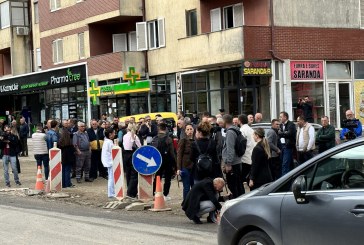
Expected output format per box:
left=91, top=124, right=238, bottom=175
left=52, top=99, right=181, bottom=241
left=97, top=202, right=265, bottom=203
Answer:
left=249, top=128, right=273, bottom=190
left=190, top=121, right=222, bottom=182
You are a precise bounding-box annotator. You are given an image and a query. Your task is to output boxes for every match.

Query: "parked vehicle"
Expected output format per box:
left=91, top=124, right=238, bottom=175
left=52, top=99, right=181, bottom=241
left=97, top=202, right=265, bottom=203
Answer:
left=218, top=137, right=364, bottom=245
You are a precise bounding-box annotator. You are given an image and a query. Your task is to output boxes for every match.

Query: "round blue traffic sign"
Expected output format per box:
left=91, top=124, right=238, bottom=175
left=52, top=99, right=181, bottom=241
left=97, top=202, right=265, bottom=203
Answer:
left=132, top=146, right=162, bottom=175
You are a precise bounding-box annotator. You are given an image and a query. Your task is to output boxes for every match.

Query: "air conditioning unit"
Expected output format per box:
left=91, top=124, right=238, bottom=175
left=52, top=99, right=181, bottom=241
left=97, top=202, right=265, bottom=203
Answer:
left=16, top=27, right=29, bottom=36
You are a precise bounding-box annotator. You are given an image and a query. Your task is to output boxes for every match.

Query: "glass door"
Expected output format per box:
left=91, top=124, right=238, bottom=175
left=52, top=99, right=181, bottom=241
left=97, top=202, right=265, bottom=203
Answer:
left=328, top=82, right=352, bottom=128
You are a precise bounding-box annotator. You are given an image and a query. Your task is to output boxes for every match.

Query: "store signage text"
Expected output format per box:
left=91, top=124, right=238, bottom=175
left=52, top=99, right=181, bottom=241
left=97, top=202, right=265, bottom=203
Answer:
left=88, top=67, right=151, bottom=106
left=242, top=61, right=272, bottom=76
left=290, top=61, right=324, bottom=80
left=50, top=68, right=81, bottom=85
left=21, top=81, right=49, bottom=90
left=0, top=83, right=19, bottom=93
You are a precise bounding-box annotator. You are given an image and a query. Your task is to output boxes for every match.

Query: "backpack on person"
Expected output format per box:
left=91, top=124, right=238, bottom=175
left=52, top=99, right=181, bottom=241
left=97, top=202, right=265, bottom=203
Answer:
left=154, top=134, right=169, bottom=156
left=227, top=128, right=247, bottom=157
left=195, top=140, right=213, bottom=174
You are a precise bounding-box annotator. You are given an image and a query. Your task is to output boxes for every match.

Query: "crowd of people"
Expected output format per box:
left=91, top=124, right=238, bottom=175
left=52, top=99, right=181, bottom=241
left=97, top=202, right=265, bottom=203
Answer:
left=0, top=107, right=362, bottom=225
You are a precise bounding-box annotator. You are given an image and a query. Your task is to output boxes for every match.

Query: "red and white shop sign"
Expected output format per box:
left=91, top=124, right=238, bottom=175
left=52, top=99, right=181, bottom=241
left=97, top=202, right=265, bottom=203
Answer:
left=290, top=61, right=324, bottom=80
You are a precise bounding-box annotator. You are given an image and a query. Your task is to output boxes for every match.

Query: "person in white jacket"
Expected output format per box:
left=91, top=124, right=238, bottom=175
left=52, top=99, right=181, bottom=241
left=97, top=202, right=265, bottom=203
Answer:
left=238, top=114, right=257, bottom=184
left=101, top=128, right=116, bottom=198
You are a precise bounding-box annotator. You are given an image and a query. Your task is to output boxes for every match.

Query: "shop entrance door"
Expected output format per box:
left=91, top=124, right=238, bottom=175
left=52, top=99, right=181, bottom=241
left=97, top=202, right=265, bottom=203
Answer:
left=328, top=82, right=352, bottom=128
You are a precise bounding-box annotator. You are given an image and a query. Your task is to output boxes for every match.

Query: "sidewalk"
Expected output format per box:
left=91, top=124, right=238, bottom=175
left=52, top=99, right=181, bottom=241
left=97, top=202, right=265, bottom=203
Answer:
left=0, top=139, right=186, bottom=215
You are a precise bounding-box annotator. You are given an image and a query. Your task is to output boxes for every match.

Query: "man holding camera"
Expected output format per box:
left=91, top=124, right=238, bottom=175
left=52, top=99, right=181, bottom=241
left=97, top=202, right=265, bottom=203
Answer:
left=297, top=96, right=314, bottom=123
left=340, top=110, right=362, bottom=141
left=0, top=125, right=21, bottom=187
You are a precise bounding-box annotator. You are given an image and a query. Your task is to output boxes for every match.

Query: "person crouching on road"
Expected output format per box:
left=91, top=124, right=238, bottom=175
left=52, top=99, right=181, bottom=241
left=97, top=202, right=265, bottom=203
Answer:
left=101, top=128, right=116, bottom=199
left=123, top=123, right=142, bottom=198
left=0, top=125, right=21, bottom=187
left=182, top=177, right=225, bottom=224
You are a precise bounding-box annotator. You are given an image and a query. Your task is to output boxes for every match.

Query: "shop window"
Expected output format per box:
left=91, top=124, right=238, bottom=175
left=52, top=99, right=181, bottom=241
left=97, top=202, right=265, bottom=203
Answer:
left=136, top=18, right=165, bottom=51
left=113, top=33, right=127, bottom=52
left=50, top=0, right=61, bottom=12
left=223, top=69, right=238, bottom=87
left=210, top=91, right=222, bottom=116
left=76, top=85, right=85, bottom=102
left=69, top=87, right=77, bottom=102
left=78, top=33, right=85, bottom=59
left=354, top=61, right=364, bottom=79
left=327, top=62, right=351, bottom=79
left=167, top=74, right=176, bottom=93
left=186, top=9, right=197, bottom=36
left=0, top=1, right=10, bottom=29
left=61, top=87, right=68, bottom=101
left=291, top=82, right=324, bottom=124
left=209, top=71, right=221, bottom=90
left=182, top=74, right=194, bottom=92
left=183, top=93, right=195, bottom=114
left=196, top=73, right=207, bottom=90
left=34, top=1, right=39, bottom=24
left=52, top=39, right=63, bottom=64
left=197, top=92, right=208, bottom=112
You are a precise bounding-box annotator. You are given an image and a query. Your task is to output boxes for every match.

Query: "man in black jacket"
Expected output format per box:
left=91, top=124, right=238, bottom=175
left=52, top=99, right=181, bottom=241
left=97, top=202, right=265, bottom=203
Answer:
left=87, top=119, right=106, bottom=179
left=182, top=177, right=225, bottom=224
left=0, top=125, right=21, bottom=187
left=19, top=117, right=29, bottom=156
left=316, top=116, right=336, bottom=153
left=278, top=111, right=297, bottom=176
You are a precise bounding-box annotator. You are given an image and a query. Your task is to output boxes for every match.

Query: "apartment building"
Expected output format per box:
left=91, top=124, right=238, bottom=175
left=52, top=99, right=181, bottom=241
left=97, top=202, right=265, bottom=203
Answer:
left=145, top=0, right=364, bottom=127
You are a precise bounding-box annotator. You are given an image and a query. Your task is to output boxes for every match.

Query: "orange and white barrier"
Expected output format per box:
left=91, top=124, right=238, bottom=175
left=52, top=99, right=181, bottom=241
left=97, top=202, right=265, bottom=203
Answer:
left=138, top=174, right=153, bottom=200
left=35, top=166, right=44, bottom=191
left=49, top=142, right=62, bottom=192
left=112, top=141, right=124, bottom=200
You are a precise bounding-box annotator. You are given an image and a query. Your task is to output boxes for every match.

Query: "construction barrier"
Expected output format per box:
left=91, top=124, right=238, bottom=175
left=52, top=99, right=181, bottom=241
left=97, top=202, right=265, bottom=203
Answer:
left=112, top=140, right=125, bottom=200
left=138, top=174, right=153, bottom=200
left=35, top=166, right=44, bottom=191
left=49, top=142, right=62, bottom=192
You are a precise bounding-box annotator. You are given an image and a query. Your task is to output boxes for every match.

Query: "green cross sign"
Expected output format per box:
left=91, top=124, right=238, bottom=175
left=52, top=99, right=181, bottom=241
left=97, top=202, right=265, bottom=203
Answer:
left=124, top=67, right=140, bottom=86
left=89, top=80, right=100, bottom=105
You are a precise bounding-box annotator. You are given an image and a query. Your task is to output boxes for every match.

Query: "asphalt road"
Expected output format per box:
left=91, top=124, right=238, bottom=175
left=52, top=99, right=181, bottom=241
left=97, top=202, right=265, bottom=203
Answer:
left=0, top=195, right=218, bottom=245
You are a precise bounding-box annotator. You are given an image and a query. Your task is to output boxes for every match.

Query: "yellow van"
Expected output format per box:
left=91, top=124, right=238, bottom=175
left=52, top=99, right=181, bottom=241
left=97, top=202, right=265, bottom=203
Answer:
left=119, top=112, right=178, bottom=123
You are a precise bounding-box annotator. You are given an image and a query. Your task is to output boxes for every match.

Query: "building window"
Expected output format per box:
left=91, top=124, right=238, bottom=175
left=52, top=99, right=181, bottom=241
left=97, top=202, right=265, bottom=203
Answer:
left=52, top=39, right=63, bottom=64
left=361, top=0, right=364, bottom=28
left=186, top=9, right=197, bottom=36
left=211, top=4, right=243, bottom=32
left=36, top=48, right=41, bottom=70
left=78, top=33, right=85, bottom=59
left=223, top=4, right=243, bottom=29
left=11, top=0, right=29, bottom=26
left=34, top=1, right=39, bottom=24
left=327, top=62, right=351, bottom=79
left=112, top=33, right=127, bottom=52
left=128, top=31, right=137, bottom=51
left=50, top=0, right=61, bottom=11
left=0, top=1, right=10, bottom=29
left=136, top=18, right=165, bottom=51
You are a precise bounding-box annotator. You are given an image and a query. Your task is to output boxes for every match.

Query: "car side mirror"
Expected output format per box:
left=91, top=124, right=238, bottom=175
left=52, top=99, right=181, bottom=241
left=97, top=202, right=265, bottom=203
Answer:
left=292, top=175, right=308, bottom=204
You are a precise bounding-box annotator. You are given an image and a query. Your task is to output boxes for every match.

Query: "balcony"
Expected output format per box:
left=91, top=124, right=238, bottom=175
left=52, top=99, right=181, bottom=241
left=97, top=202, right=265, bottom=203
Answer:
left=177, top=27, right=244, bottom=69
left=87, top=51, right=145, bottom=77
left=119, top=0, right=143, bottom=16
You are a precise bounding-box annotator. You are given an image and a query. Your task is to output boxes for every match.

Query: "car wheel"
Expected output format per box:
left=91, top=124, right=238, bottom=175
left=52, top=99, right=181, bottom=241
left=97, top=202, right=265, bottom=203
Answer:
left=238, top=231, right=274, bottom=245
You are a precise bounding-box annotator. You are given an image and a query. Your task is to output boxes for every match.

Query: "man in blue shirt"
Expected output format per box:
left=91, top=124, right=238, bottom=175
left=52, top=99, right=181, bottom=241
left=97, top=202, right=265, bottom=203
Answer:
left=340, top=110, right=362, bottom=141
left=46, top=120, right=59, bottom=150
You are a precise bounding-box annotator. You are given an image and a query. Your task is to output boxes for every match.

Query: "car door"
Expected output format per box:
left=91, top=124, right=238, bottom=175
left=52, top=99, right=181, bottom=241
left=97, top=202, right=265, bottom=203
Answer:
left=280, top=144, right=364, bottom=245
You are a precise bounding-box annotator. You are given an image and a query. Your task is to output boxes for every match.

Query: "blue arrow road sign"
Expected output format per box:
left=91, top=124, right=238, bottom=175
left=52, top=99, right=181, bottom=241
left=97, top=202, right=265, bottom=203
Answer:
left=132, top=145, right=162, bottom=175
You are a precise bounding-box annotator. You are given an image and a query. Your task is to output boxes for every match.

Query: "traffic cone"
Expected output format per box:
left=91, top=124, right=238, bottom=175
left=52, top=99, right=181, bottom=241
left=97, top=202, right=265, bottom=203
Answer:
left=35, top=166, right=44, bottom=191
left=149, top=176, right=171, bottom=212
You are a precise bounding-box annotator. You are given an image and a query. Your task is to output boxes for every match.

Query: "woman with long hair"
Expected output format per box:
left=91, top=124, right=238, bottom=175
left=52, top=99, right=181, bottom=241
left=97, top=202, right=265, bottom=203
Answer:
left=122, top=123, right=141, bottom=198
left=58, top=124, right=74, bottom=188
left=190, top=121, right=221, bottom=182
left=249, top=128, right=273, bottom=190
left=177, top=124, right=195, bottom=200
